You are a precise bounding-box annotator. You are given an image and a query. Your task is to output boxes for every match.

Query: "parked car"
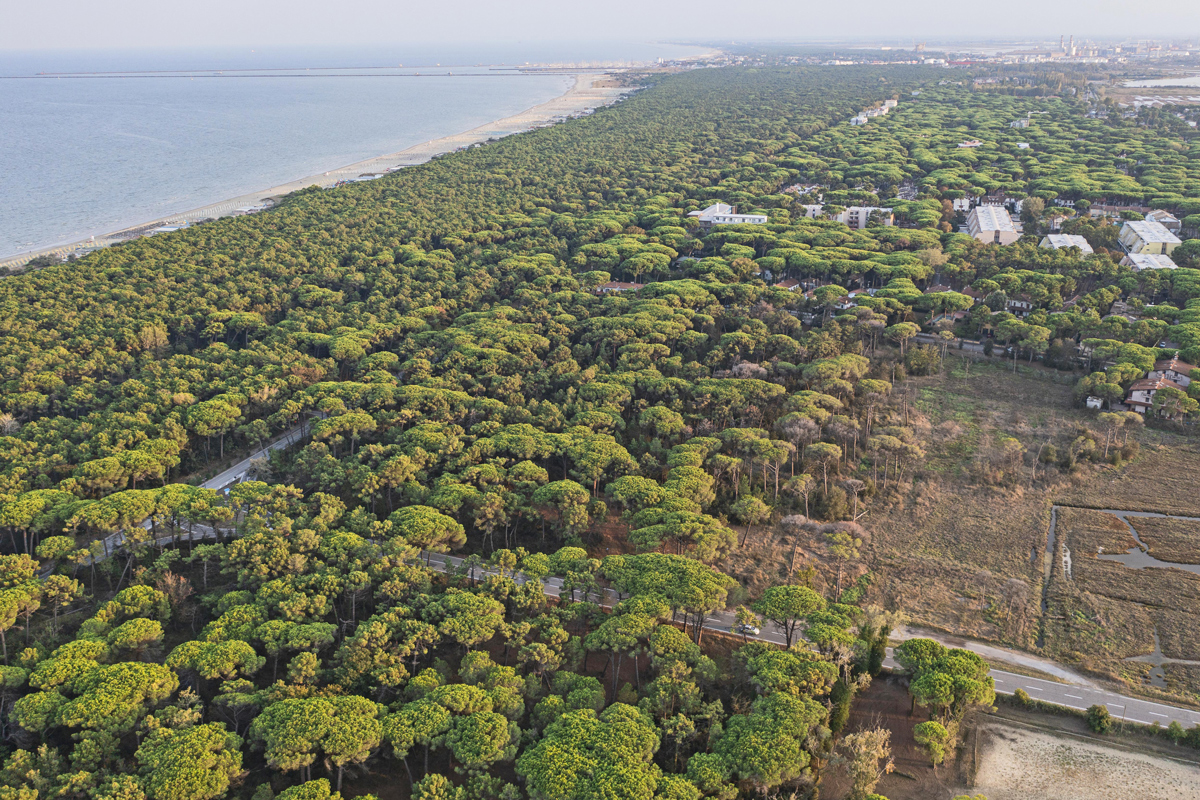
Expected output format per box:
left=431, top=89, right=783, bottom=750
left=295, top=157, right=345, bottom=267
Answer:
left=735, top=623, right=761, bottom=636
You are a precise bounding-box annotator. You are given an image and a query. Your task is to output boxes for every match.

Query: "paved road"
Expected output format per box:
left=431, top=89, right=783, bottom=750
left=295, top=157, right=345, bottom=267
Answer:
left=985, top=669, right=1200, bottom=728
left=82, top=437, right=1200, bottom=730
left=93, top=420, right=311, bottom=557
left=424, top=553, right=1200, bottom=728
left=200, top=422, right=309, bottom=492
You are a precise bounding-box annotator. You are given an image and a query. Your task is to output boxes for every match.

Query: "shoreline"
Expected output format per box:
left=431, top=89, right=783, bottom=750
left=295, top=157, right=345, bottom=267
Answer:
left=0, top=72, right=630, bottom=271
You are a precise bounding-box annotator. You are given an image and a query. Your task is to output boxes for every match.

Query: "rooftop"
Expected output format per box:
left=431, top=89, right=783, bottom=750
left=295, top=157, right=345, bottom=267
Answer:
left=969, top=205, right=1016, bottom=232
left=688, top=202, right=767, bottom=225
left=1155, top=357, right=1197, bottom=374
left=1122, top=253, right=1178, bottom=270
left=688, top=202, right=733, bottom=217
left=1122, top=219, right=1182, bottom=245
left=596, top=281, right=645, bottom=292
left=1128, top=376, right=1185, bottom=393
left=1040, top=234, right=1094, bottom=254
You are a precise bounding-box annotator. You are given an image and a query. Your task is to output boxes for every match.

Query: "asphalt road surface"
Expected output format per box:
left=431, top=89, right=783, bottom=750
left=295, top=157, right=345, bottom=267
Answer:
left=200, top=422, right=310, bottom=491
left=425, top=552, right=1200, bottom=728
left=83, top=443, right=1200, bottom=731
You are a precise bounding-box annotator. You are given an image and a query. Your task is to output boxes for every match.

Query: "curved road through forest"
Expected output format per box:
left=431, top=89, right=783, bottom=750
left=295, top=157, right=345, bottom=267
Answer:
left=83, top=426, right=1200, bottom=728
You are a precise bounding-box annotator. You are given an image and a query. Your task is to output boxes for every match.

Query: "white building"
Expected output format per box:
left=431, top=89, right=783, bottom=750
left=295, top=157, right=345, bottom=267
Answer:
left=1126, top=376, right=1186, bottom=414
left=967, top=206, right=1021, bottom=245
left=795, top=205, right=892, bottom=228
left=1039, top=234, right=1094, bottom=254
left=1150, top=357, right=1195, bottom=387
left=1120, top=253, right=1178, bottom=270
left=1145, top=209, right=1182, bottom=234
left=838, top=206, right=894, bottom=230
left=1010, top=118, right=1031, bottom=128
left=850, top=115, right=869, bottom=125
left=1119, top=220, right=1181, bottom=254
left=688, top=203, right=768, bottom=227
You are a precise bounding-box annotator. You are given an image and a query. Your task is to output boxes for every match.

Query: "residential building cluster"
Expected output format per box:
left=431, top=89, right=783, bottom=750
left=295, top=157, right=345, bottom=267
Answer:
left=850, top=98, right=897, bottom=125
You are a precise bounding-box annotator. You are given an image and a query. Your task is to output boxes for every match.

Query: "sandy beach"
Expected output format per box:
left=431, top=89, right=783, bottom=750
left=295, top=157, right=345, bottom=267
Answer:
left=0, top=72, right=628, bottom=271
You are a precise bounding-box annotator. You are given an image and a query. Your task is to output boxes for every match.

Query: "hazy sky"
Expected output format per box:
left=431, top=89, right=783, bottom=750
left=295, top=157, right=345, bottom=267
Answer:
left=3, top=0, right=1198, bottom=52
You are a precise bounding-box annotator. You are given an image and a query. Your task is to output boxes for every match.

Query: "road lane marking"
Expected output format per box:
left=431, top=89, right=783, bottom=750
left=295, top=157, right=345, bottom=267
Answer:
left=1025, top=686, right=1044, bottom=691
left=1065, top=694, right=1083, bottom=699
left=1150, top=712, right=1169, bottom=718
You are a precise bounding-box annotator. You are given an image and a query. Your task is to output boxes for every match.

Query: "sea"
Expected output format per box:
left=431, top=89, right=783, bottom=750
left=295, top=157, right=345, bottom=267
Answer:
left=0, top=42, right=706, bottom=259
left=1124, top=74, right=1200, bottom=88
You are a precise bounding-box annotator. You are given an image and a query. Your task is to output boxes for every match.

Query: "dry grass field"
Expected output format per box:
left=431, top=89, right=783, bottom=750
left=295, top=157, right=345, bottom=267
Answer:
left=864, top=361, right=1086, bottom=648
left=716, top=353, right=1200, bottom=700
left=1055, top=443, right=1200, bottom=516
left=1044, top=507, right=1200, bottom=697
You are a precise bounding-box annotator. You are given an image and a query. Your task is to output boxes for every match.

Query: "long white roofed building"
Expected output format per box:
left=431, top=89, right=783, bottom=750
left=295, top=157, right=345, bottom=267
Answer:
left=966, top=206, right=1020, bottom=245
left=688, top=203, right=768, bottom=228
left=1120, top=253, right=1178, bottom=271
left=1119, top=220, right=1181, bottom=255
left=1039, top=234, right=1094, bottom=254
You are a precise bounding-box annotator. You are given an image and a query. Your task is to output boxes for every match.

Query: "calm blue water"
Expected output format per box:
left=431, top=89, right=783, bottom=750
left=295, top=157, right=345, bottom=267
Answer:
left=1125, top=75, right=1200, bottom=88
left=0, top=43, right=705, bottom=258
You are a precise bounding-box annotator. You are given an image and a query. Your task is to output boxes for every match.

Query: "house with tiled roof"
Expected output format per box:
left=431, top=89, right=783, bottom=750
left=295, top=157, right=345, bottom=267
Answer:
left=961, top=286, right=985, bottom=304
left=1007, top=294, right=1034, bottom=318
left=1150, top=357, right=1196, bottom=387
left=1126, top=376, right=1187, bottom=414
left=776, top=278, right=802, bottom=291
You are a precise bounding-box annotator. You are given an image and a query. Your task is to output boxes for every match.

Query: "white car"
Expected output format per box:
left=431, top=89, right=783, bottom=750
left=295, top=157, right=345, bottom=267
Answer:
left=736, top=623, right=761, bottom=636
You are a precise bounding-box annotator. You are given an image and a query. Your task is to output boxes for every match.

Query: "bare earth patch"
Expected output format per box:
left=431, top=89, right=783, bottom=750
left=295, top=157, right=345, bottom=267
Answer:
left=972, top=719, right=1200, bottom=800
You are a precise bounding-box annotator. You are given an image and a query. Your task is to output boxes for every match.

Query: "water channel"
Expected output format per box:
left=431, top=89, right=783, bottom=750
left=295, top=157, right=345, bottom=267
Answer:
left=1037, top=506, right=1200, bottom=649
left=1091, top=508, right=1200, bottom=575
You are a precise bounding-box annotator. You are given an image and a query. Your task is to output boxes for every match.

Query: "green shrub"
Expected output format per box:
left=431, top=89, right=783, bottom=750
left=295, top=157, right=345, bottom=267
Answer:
left=1087, top=704, right=1114, bottom=734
